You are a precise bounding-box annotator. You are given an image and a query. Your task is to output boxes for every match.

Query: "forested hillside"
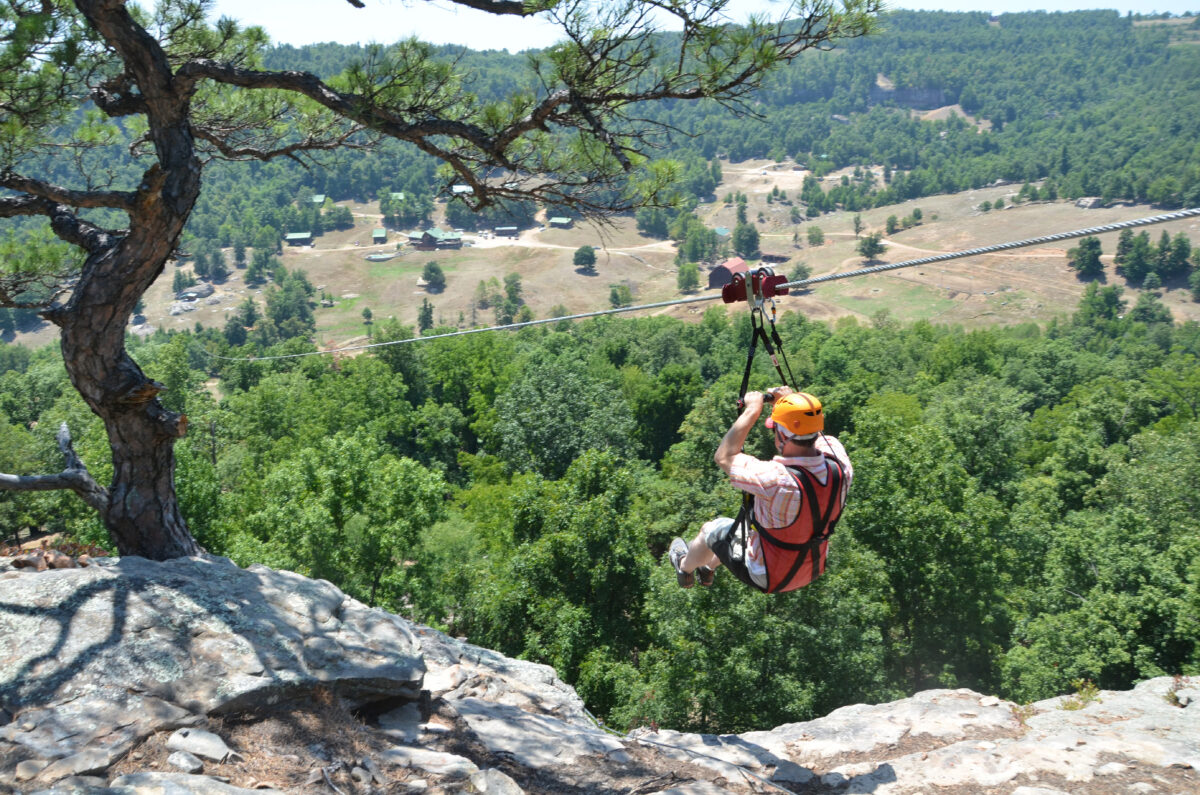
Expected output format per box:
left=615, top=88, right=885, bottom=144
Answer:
left=180, top=9, right=1200, bottom=254
left=4, top=284, right=1199, bottom=732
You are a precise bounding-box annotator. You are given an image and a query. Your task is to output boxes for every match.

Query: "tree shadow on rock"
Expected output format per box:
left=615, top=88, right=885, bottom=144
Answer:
left=0, top=556, right=425, bottom=771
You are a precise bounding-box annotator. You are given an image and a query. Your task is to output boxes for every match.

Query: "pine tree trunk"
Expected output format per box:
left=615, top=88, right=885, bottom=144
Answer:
left=104, top=398, right=197, bottom=559
left=47, top=103, right=205, bottom=558
left=54, top=232, right=202, bottom=559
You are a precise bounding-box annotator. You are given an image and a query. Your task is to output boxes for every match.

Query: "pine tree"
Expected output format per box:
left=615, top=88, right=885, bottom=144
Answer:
left=1115, top=228, right=1135, bottom=265
left=417, top=299, right=434, bottom=332
left=208, top=251, right=228, bottom=282
left=1067, top=236, right=1104, bottom=279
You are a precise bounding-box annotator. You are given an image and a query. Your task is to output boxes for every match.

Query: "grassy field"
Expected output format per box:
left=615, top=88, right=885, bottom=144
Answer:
left=11, top=159, right=1200, bottom=350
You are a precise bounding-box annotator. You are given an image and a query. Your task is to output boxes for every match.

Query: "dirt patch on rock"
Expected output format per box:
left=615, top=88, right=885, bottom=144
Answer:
left=107, top=689, right=749, bottom=795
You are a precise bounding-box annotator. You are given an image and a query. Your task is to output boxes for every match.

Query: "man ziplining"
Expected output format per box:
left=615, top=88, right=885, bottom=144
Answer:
left=670, top=389, right=853, bottom=592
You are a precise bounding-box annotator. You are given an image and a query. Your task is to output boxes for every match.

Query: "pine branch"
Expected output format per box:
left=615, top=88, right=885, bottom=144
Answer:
left=0, top=195, right=118, bottom=254
left=0, top=423, right=109, bottom=519
left=0, top=171, right=137, bottom=212
left=191, top=126, right=368, bottom=163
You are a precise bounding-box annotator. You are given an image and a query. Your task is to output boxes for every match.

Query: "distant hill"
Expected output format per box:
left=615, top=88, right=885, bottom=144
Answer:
left=253, top=10, right=1199, bottom=209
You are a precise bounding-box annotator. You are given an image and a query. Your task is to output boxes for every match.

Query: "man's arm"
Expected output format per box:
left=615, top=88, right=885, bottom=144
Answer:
left=715, top=392, right=766, bottom=475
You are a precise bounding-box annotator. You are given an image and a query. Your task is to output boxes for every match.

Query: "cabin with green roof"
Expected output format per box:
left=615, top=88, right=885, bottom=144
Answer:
left=411, top=228, right=463, bottom=250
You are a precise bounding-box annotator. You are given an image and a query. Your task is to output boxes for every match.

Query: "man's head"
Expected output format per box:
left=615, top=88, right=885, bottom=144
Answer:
left=764, top=392, right=823, bottom=446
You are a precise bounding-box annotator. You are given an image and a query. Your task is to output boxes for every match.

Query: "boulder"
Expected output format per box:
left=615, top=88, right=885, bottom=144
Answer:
left=0, top=555, right=423, bottom=786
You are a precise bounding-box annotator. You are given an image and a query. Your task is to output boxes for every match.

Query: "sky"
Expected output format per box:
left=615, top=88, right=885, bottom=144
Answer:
left=208, top=0, right=1198, bottom=53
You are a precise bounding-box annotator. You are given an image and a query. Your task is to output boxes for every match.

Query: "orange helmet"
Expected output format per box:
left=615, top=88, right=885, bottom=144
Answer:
left=765, top=392, right=824, bottom=438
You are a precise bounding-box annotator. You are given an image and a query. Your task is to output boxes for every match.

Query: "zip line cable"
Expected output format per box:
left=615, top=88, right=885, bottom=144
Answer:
left=785, top=206, right=1200, bottom=290
left=204, top=206, right=1200, bottom=363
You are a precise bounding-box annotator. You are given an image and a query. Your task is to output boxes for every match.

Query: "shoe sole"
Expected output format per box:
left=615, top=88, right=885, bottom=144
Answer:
left=670, top=538, right=693, bottom=588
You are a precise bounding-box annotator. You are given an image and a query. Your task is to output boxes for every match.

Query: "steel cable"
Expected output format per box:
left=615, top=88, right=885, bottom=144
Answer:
left=204, top=206, right=1200, bottom=362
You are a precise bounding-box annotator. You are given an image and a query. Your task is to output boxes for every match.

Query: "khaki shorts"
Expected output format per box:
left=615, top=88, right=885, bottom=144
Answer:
left=701, top=517, right=768, bottom=589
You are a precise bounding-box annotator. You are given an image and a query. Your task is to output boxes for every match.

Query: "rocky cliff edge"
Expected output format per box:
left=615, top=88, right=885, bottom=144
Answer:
left=1, top=555, right=1196, bottom=795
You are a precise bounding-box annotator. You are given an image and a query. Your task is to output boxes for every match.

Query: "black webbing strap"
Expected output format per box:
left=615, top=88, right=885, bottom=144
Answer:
left=738, top=312, right=763, bottom=403
left=739, top=309, right=793, bottom=400
left=766, top=313, right=798, bottom=393
left=722, top=497, right=767, bottom=593
left=729, top=300, right=799, bottom=593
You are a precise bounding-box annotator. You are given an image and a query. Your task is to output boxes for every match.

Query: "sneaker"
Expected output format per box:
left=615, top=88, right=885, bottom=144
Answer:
left=697, top=566, right=715, bottom=587
left=669, top=538, right=693, bottom=588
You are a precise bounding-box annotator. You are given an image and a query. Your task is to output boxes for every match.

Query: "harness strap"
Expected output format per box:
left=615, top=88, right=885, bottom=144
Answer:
left=755, top=456, right=845, bottom=593
left=738, top=314, right=762, bottom=403
left=730, top=290, right=799, bottom=592
left=728, top=496, right=767, bottom=593
left=766, top=308, right=798, bottom=390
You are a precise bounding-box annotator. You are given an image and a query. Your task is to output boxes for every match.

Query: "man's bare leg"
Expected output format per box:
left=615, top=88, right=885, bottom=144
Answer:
left=683, top=529, right=721, bottom=572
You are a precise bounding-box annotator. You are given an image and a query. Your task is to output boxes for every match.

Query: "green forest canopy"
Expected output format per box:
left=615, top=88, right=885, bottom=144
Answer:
left=3, top=283, right=1199, bottom=733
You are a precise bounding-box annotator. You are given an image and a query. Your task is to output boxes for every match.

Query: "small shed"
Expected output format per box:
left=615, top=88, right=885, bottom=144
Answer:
left=494, top=226, right=519, bottom=237
left=548, top=216, right=573, bottom=229
left=285, top=232, right=313, bottom=246
left=372, top=228, right=387, bottom=244
left=708, top=256, right=748, bottom=289
left=451, top=185, right=473, bottom=196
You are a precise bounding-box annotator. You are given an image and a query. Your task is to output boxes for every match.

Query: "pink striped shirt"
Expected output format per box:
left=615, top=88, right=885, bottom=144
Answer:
left=728, top=435, right=853, bottom=575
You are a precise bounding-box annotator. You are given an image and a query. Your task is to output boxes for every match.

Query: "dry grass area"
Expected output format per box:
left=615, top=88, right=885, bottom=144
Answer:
left=916, top=104, right=991, bottom=131
left=1134, top=15, right=1200, bottom=46
left=11, top=166, right=1200, bottom=351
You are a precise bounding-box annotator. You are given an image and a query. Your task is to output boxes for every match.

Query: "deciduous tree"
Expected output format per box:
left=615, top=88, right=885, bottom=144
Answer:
left=677, top=262, right=700, bottom=292
left=422, top=261, right=446, bottom=292
left=856, top=231, right=885, bottom=260
left=732, top=221, right=759, bottom=258
left=573, top=245, right=596, bottom=272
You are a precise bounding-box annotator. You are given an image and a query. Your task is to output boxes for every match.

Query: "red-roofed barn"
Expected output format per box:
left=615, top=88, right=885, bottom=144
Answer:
left=708, top=256, right=748, bottom=289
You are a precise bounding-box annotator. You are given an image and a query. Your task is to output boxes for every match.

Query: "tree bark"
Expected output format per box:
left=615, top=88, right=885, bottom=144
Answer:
left=50, top=220, right=203, bottom=559
left=39, top=0, right=208, bottom=559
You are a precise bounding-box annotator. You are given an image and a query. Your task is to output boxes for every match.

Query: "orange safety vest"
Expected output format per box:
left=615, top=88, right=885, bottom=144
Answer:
left=751, top=453, right=847, bottom=593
